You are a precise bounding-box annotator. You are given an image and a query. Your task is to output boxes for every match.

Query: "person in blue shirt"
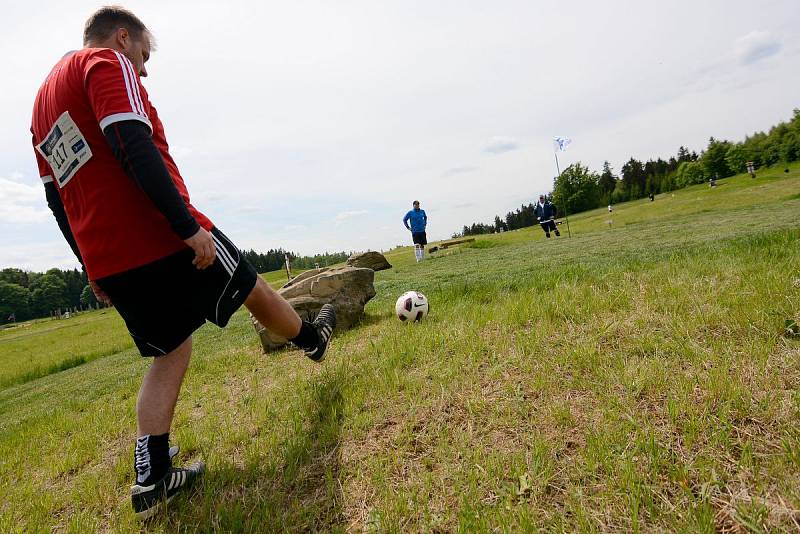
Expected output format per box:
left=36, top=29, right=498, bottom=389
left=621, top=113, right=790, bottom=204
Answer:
left=403, top=200, right=428, bottom=262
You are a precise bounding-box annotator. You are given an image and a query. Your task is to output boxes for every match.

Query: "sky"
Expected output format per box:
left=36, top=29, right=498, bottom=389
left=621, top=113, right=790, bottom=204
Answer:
left=1, top=0, right=798, bottom=272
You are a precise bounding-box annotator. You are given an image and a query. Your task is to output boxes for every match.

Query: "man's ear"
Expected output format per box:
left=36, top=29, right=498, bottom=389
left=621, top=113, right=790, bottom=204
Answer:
left=115, top=27, right=130, bottom=49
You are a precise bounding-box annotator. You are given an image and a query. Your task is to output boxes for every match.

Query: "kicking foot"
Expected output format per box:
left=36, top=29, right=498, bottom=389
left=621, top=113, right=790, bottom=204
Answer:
left=305, top=304, right=336, bottom=362
left=555, top=231, right=561, bottom=236
left=131, top=462, right=205, bottom=520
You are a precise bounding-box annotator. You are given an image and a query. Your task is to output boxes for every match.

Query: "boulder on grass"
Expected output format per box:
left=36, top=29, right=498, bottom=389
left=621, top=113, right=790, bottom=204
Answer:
left=251, top=266, right=376, bottom=352
left=346, top=251, right=392, bottom=271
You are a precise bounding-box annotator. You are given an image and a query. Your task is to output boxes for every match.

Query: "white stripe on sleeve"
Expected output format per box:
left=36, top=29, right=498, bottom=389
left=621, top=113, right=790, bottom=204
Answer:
left=112, top=51, right=139, bottom=115
left=117, top=53, right=148, bottom=118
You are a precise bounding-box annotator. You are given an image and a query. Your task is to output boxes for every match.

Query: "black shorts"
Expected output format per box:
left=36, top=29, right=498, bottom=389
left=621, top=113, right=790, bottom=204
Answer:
left=412, top=231, right=427, bottom=245
left=540, top=220, right=557, bottom=232
left=96, top=227, right=258, bottom=357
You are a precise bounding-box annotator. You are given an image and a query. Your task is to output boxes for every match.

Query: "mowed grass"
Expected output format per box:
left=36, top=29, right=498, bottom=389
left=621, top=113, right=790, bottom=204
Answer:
left=0, top=165, right=799, bottom=531
left=0, top=311, right=131, bottom=388
left=0, top=274, right=292, bottom=389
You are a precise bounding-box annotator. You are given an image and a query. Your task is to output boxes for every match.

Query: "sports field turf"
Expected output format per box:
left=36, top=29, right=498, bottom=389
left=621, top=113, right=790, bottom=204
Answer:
left=1, top=164, right=798, bottom=531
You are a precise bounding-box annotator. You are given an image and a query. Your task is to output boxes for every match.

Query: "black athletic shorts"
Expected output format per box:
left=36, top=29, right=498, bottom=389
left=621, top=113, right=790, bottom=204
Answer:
left=95, top=227, right=258, bottom=357
left=540, top=220, right=557, bottom=232
left=412, top=231, right=427, bottom=245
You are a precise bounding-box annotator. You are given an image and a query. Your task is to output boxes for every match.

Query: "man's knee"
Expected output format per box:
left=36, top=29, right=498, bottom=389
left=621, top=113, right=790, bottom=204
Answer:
left=244, top=276, right=282, bottom=309
left=154, top=337, right=192, bottom=367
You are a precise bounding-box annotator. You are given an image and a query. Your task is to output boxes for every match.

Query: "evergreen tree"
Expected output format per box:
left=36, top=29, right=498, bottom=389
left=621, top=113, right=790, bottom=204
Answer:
left=598, top=161, right=617, bottom=197
left=620, top=158, right=646, bottom=200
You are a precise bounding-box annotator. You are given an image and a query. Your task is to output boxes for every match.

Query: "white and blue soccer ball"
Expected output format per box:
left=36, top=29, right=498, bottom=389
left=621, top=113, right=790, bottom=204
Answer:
left=395, top=291, right=429, bottom=322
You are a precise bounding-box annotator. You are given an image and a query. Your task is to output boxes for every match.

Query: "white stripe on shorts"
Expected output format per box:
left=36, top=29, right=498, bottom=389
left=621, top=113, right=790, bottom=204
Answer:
left=212, top=234, right=238, bottom=274
left=213, top=241, right=234, bottom=275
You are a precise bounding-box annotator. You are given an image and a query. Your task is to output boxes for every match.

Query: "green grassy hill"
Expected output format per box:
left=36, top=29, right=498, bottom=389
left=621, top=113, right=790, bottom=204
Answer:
left=1, top=165, right=799, bottom=532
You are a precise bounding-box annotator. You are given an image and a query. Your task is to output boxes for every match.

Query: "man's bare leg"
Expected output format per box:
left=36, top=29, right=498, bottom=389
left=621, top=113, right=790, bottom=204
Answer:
left=244, top=276, right=302, bottom=338
left=131, top=335, right=204, bottom=519
left=137, top=336, right=193, bottom=437
left=244, top=276, right=336, bottom=361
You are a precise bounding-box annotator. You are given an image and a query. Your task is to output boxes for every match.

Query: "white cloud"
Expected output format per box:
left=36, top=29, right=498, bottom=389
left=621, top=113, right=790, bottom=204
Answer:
left=0, top=177, right=49, bottom=224
left=442, top=166, right=478, bottom=178
left=0, top=240, right=78, bottom=271
left=334, top=210, right=369, bottom=225
left=484, top=137, right=520, bottom=154
left=237, top=205, right=266, bottom=214
left=735, top=31, right=782, bottom=65
left=195, top=190, right=229, bottom=203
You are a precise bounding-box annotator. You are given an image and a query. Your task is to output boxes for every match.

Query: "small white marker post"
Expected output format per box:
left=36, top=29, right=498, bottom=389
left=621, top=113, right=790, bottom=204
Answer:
left=284, top=253, right=292, bottom=281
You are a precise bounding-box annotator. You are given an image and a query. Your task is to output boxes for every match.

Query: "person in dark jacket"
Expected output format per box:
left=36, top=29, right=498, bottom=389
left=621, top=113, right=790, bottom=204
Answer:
left=533, top=195, right=560, bottom=238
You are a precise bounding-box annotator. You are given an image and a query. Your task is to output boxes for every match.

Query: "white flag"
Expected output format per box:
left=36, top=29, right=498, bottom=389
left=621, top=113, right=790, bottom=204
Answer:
left=553, top=136, right=572, bottom=152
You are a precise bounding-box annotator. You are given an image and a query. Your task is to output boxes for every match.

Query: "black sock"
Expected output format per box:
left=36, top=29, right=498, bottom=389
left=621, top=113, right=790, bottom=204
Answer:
left=134, top=433, right=170, bottom=485
left=289, top=320, right=319, bottom=349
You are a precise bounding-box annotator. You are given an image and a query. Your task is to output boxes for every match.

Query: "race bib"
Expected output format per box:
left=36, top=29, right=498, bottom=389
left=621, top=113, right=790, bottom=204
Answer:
left=36, top=111, right=92, bottom=188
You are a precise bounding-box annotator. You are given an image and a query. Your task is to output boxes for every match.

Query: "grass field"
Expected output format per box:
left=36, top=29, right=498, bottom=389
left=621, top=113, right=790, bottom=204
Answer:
left=1, top=165, right=799, bottom=532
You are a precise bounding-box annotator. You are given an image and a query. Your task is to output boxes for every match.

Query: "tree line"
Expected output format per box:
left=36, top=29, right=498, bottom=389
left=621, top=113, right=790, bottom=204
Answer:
left=1, top=248, right=351, bottom=324
left=240, top=249, right=350, bottom=273
left=0, top=267, right=92, bottom=323
left=457, top=108, right=800, bottom=236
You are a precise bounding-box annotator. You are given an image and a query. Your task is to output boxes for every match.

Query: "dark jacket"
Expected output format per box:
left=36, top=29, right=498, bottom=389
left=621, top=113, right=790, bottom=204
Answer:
left=533, top=201, right=556, bottom=221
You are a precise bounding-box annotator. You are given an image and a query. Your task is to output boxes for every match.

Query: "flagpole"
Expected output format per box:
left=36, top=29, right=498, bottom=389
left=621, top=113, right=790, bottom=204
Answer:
left=553, top=149, right=572, bottom=238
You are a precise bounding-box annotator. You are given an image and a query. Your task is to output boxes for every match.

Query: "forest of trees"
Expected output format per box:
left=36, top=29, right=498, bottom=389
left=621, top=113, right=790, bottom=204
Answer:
left=0, top=267, right=93, bottom=323
left=457, top=108, right=800, bottom=236
left=1, top=249, right=351, bottom=325
left=240, top=249, right=350, bottom=273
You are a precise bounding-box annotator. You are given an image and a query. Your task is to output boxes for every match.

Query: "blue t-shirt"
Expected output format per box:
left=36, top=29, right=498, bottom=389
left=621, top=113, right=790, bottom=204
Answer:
left=403, top=209, right=427, bottom=232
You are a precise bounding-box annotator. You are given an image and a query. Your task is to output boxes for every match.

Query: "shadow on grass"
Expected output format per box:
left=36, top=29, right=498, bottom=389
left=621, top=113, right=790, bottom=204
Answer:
left=352, top=311, right=389, bottom=329
left=165, top=370, right=349, bottom=532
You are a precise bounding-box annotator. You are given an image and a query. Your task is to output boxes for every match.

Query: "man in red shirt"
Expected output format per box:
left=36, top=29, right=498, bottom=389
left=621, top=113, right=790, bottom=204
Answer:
left=31, top=7, right=336, bottom=519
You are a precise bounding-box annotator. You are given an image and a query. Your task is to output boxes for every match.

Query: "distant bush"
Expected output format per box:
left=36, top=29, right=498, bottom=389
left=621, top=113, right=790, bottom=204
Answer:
left=675, top=161, right=707, bottom=187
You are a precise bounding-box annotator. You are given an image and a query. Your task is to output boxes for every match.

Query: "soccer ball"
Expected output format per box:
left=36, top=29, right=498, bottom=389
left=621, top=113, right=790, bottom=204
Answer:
left=395, top=291, right=429, bottom=322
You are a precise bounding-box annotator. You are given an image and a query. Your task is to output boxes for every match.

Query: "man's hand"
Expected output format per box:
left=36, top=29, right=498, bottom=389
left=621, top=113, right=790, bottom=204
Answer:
left=184, top=227, right=216, bottom=269
left=90, top=280, right=112, bottom=305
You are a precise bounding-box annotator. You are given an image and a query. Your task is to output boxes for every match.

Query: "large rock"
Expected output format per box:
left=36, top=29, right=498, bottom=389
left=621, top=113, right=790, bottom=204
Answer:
left=346, top=251, right=392, bottom=271
left=252, top=266, right=376, bottom=352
